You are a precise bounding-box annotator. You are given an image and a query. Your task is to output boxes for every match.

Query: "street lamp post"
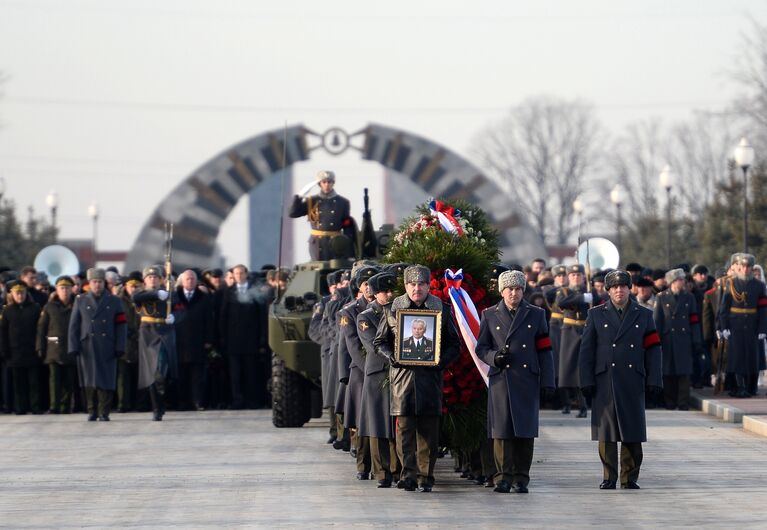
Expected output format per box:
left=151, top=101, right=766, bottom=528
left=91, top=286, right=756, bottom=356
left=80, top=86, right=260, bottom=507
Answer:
left=734, top=137, right=755, bottom=253
left=610, top=184, right=624, bottom=260
left=88, top=202, right=99, bottom=266
left=659, top=165, right=674, bottom=268
left=45, top=190, right=58, bottom=238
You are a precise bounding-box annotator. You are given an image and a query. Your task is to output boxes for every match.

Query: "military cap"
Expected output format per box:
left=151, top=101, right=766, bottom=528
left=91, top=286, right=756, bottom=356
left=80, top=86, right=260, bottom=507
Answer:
left=368, top=272, right=397, bottom=294
left=404, top=264, right=430, bottom=284
left=673, top=263, right=691, bottom=273
left=316, top=169, right=335, bottom=182
left=339, top=269, right=351, bottom=283
left=691, top=264, right=709, bottom=275
left=105, top=270, right=120, bottom=284
left=552, top=265, right=567, bottom=276
left=55, top=275, right=74, bottom=287
left=7, top=280, right=27, bottom=293
left=351, top=259, right=378, bottom=279
left=353, top=265, right=379, bottom=287
left=383, top=263, right=410, bottom=277
left=142, top=265, right=163, bottom=279
left=625, top=262, right=643, bottom=273
left=651, top=268, right=667, bottom=281
left=87, top=268, right=106, bottom=281
left=326, top=270, right=340, bottom=287
left=592, top=271, right=606, bottom=283
left=604, top=270, right=632, bottom=289
left=491, top=264, right=510, bottom=279
left=635, top=277, right=654, bottom=288
left=567, top=264, right=585, bottom=274
left=204, top=268, right=224, bottom=278
left=125, top=271, right=143, bottom=286
left=0, top=270, right=18, bottom=283
left=508, top=263, right=524, bottom=272
left=665, top=268, right=685, bottom=283
left=498, top=270, right=526, bottom=293
left=731, top=252, right=755, bottom=267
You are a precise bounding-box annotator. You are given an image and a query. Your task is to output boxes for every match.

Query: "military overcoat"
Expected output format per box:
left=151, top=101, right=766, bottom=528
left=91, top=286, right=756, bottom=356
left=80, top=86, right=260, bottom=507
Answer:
left=653, top=290, right=702, bottom=376
left=476, top=299, right=555, bottom=439
left=339, top=296, right=368, bottom=429
left=717, top=277, right=767, bottom=375
left=357, top=300, right=394, bottom=438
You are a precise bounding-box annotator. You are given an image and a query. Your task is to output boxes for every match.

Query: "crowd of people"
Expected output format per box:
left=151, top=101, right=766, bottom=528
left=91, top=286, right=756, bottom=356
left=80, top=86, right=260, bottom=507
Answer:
left=0, top=263, right=288, bottom=419
left=311, top=252, right=766, bottom=493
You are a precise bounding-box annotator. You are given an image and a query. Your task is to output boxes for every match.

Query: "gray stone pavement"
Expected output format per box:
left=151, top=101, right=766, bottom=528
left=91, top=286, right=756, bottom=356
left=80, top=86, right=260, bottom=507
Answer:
left=1, top=409, right=767, bottom=528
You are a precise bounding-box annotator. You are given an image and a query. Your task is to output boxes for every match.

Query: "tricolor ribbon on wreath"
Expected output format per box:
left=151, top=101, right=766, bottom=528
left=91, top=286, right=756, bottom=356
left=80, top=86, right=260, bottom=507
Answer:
left=429, top=199, right=464, bottom=236
left=444, top=268, right=491, bottom=386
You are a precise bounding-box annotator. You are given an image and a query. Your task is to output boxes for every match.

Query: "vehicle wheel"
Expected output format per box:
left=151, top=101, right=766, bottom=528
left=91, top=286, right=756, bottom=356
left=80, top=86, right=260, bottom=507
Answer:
left=271, top=354, right=311, bottom=427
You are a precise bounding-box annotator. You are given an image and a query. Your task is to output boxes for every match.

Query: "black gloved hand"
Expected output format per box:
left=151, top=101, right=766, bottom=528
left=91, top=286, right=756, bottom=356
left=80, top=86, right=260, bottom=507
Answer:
left=494, top=351, right=510, bottom=368
left=340, top=377, right=349, bottom=384
left=542, top=386, right=556, bottom=400
left=646, top=385, right=663, bottom=399
left=581, top=385, right=596, bottom=399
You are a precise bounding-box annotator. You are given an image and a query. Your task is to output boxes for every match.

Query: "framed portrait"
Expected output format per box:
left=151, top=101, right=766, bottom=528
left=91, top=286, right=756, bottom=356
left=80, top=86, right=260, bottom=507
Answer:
left=394, top=309, right=442, bottom=367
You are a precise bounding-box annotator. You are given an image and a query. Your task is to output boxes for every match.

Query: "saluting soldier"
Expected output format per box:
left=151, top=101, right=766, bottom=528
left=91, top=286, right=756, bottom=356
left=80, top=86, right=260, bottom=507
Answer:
left=338, top=265, right=379, bottom=479
left=132, top=265, right=180, bottom=421
left=653, top=268, right=703, bottom=410
left=717, top=253, right=767, bottom=398
left=37, top=276, right=76, bottom=414
left=358, top=272, right=399, bottom=488
left=68, top=268, right=128, bottom=421
left=579, top=270, right=663, bottom=490
left=373, top=264, right=461, bottom=493
left=288, top=170, right=355, bottom=261
left=476, top=270, right=556, bottom=494
left=556, top=264, right=601, bottom=417
left=1, top=280, right=43, bottom=414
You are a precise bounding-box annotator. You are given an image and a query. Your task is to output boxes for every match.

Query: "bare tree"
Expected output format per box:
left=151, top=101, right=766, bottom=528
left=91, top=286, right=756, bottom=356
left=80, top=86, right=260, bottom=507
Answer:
left=606, top=118, right=666, bottom=221
left=730, top=17, right=767, bottom=143
left=472, top=96, right=601, bottom=245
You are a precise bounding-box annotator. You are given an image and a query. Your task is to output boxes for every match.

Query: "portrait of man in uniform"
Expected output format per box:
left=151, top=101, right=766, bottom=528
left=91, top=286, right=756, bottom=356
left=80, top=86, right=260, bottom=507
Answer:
left=396, top=311, right=441, bottom=365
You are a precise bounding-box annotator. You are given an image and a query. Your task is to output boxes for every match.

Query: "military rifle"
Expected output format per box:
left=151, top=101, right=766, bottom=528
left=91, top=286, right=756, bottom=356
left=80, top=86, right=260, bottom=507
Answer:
left=359, top=188, right=377, bottom=258
left=714, top=336, right=726, bottom=395
left=164, top=222, right=174, bottom=316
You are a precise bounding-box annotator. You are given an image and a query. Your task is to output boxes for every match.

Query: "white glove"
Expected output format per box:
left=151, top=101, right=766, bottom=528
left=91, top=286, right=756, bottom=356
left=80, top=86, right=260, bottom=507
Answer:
left=583, top=293, right=593, bottom=304
left=157, top=290, right=169, bottom=301
left=165, top=314, right=175, bottom=325
left=722, top=329, right=731, bottom=340
left=716, top=330, right=722, bottom=341
left=298, top=180, right=318, bottom=197
left=759, top=333, right=766, bottom=340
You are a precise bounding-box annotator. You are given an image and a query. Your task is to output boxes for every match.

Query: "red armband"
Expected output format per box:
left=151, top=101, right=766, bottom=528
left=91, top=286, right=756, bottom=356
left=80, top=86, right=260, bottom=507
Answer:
left=758, top=296, right=767, bottom=307
left=535, top=334, right=552, bottom=351
left=689, top=313, right=700, bottom=324
left=114, top=312, right=127, bottom=324
left=173, top=303, right=185, bottom=311
left=643, top=331, right=661, bottom=349
left=342, top=218, right=353, bottom=227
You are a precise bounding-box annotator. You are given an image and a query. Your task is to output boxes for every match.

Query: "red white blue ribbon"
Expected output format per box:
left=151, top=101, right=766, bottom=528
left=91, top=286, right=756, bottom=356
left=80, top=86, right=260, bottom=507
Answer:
left=429, top=200, right=464, bottom=236
left=445, top=268, right=490, bottom=386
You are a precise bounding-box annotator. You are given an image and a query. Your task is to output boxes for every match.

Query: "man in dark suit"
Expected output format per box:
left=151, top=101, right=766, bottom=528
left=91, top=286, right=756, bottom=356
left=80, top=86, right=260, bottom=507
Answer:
left=400, top=319, right=434, bottom=360
left=476, top=270, right=555, bottom=494
left=579, top=270, right=663, bottom=490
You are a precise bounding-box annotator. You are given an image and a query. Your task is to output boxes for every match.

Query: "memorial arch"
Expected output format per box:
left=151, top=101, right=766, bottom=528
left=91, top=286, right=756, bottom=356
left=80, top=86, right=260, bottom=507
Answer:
left=124, top=123, right=546, bottom=271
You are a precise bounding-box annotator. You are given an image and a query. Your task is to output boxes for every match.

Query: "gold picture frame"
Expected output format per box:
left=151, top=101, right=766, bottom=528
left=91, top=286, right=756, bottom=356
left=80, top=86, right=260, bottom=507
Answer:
left=394, top=309, right=442, bottom=367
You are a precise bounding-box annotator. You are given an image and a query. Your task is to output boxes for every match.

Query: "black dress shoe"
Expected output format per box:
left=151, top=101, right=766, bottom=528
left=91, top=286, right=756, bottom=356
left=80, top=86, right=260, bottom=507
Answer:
left=356, top=472, right=370, bottom=480
left=562, top=405, right=571, bottom=414
left=333, top=439, right=351, bottom=451
left=152, top=411, right=163, bottom=421
left=350, top=448, right=358, bottom=458
left=459, top=470, right=471, bottom=478
left=621, top=481, right=640, bottom=489
left=599, top=480, right=616, bottom=490
left=87, top=413, right=98, bottom=421
left=493, top=480, right=511, bottom=493
left=576, top=408, right=588, bottom=418
left=418, top=483, right=432, bottom=492
left=326, top=436, right=336, bottom=444
left=484, top=479, right=495, bottom=488
left=397, top=478, right=417, bottom=491
left=97, top=415, right=110, bottom=421
left=377, top=478, right=392, bottom=488
left=512, top=482, right=528, bottom=493
left=472, top=475, right=487, bottom=486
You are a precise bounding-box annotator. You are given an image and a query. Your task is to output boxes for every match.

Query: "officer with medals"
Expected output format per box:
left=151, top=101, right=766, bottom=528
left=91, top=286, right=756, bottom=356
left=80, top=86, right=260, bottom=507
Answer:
left=717, top=252, right=767, bottom=397
left=289, top=170, right=355, bottom=261
left=579, top=270, right=663, bottom=490
left=132, top=265, right=180, bottom=421
left=476, top=270, right=555, bottom=494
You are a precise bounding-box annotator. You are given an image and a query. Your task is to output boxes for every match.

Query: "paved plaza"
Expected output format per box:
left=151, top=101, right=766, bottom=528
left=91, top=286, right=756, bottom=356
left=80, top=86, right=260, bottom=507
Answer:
left=1, top=409, right=767, bottom=528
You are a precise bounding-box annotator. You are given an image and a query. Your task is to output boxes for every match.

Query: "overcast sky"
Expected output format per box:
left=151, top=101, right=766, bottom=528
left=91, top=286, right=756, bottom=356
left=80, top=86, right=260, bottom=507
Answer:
left=1, top=0, right=765, bottom=268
